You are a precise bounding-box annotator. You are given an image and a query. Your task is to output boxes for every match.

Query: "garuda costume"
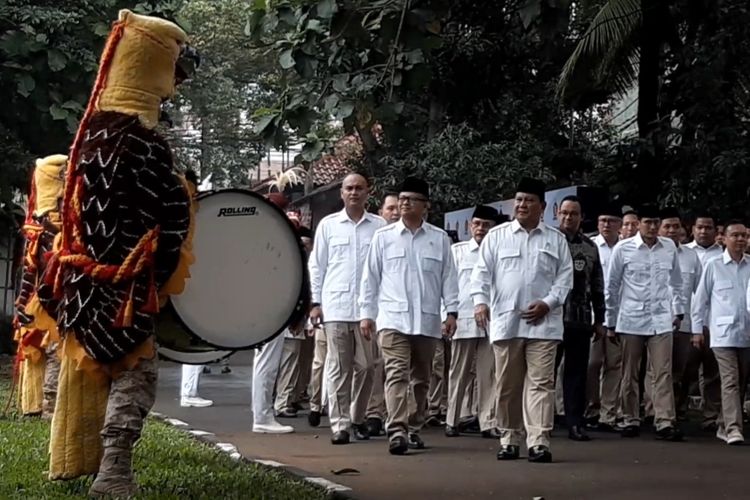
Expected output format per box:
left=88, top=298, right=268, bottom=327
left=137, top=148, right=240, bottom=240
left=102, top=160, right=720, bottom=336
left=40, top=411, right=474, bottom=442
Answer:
left=13, top=154, right=66, bottom=418
left=37, top=10, right=197, bottom=497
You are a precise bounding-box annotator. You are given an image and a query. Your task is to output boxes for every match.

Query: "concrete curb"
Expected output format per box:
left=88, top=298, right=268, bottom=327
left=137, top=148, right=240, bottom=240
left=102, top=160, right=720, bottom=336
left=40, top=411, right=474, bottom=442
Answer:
left=150, top=411, right=356, bottom=499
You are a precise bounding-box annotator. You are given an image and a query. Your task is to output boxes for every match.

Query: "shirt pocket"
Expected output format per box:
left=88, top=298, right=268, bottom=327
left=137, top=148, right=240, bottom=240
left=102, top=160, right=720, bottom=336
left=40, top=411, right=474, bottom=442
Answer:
left=422, top=252, right=443, bottom=275
left=538, top=248, right=559, bottom=276
left=498, top=248, right=522, bottom=272
left=384, top=247, right=406, bottom=273
left=383, top=300, right=409, bottom=313
left=330, top=236, right=350, bottom=262
left=714, top=314, right=735, bottom=338
left=714, top=280, right=733, bottom=302
left=624, top=261, right=650, bottom=286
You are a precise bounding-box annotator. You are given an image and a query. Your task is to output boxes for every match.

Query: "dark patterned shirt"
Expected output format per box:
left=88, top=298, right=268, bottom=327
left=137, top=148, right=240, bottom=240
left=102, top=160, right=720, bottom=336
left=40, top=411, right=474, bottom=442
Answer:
left=562, top=231, right=605, bottom=331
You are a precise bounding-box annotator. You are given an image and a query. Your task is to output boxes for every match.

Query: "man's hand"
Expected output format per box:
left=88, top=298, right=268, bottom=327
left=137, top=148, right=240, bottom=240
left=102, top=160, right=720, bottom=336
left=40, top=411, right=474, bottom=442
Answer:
left=474, top=304, right=490, bottom=332
left=691, top=333, right=705, bottom=349
left=360, top=319, right=375, bottom=341
left=672, top=316, right=682, bottom=332
left=442, top=316, right=457, bottom=339
left=607, top=328, right=619, bottom=345
left=309, top=305, right=324, bottom=325
left=521, top=300, right=550, bottom=325
left=593, top=323, right=607, bottom=341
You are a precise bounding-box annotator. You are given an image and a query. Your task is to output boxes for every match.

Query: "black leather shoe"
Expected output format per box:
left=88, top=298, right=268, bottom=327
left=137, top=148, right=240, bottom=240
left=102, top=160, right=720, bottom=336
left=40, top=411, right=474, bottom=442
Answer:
left=389, top=435, right=408, bottom=455
left=621, top=425, right=640, bottom=438
left=408, top=433, right=425, bottom=449
left=426, top=415, right=444, bottom=427
left=655, top=426, right=684, bottom=442
left=568, top=425, right=591, bottom=442
left=481, top=428, right=500, bottom=439
left=528, top=445, right=552, bottom=463
left=496, top=445, right=520, bottom=460
left=276, top=409, right=297, bottom=418
left=445, top=425, right=460, bottom=437
left=366, top=417, right=384, bottom=437
left=331, top=431, right=350, bottom=445
left=459, top=416, right=480, bottom=433
left=352, top=423, right=370, bottom=441
left=308, top=411, right=321, bottom=427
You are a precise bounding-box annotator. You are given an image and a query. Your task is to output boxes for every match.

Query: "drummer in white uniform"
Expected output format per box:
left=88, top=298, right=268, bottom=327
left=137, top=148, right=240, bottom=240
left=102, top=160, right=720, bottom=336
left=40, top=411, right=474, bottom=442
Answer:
left=445, top=205, right=499, bottom=438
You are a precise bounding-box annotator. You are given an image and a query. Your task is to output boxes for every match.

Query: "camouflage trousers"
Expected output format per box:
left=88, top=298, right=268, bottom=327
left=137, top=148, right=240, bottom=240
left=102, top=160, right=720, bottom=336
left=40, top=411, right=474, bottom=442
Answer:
left=101, top=354, right=158, bottom=449
left=43, top=342, right=61, bottom=417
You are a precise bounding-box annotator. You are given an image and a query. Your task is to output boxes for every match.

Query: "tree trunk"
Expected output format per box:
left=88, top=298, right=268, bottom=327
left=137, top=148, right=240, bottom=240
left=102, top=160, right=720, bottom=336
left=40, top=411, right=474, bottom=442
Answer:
left=427, top=99, right=444, bottom=140
left=354, top=124, right=380, bottom=178
left=635, top=0, right=663, bottom=203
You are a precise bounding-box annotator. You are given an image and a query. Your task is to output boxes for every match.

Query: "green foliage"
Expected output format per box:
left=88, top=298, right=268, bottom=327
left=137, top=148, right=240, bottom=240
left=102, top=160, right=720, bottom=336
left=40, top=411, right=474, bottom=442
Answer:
left=0, top=0, right=184, bottom=225
left=0, top=369, right=327, bottom=499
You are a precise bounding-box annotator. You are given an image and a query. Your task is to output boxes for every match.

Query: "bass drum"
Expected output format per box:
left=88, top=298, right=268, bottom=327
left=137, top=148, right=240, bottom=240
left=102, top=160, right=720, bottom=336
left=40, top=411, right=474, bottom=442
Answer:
left=161, top=189, right=307, bottom=353
left=156, top=302, right=234, bottom=365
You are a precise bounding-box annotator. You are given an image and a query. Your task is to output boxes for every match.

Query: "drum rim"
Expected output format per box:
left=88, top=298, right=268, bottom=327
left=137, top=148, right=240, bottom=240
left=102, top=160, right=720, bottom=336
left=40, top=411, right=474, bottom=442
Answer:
left=169, top=188, right=308, bottom=350
left=157, top=346, right=235, bottom=365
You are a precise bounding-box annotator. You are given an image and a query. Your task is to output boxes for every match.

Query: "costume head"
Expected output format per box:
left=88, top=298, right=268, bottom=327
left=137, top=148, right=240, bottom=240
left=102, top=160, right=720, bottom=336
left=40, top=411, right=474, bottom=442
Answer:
left=97, top=10, right=189, bottom=129
left=32, top=154, right=67, bottom=218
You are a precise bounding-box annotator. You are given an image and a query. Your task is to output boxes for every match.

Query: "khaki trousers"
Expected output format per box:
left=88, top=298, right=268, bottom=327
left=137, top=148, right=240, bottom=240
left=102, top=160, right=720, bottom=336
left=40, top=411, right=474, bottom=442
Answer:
left=427, top=339, right=449, bottom=417
left=310, top=328, right=327, bottom=412
left=380, top=330, right=438, bottom=437
left=621, top=333, right=675, bottom=430
left=645, top=332, right=692, bottom=417
left=366, top=336, right=387, bottom=420
left=295, top=335, right=315, bottom=402
left=586, top=336, right=623, bottom=424
left=712, top=347, right=750, bottom=436
left=274, top=338, right=303, bottom=412
left=683, top=337, right=722, bottom=426
left=494, top=338, right=558, bottom=448
left=325, top=322, right=374, bottom=433
left=447, top=338, right=496, bottom=430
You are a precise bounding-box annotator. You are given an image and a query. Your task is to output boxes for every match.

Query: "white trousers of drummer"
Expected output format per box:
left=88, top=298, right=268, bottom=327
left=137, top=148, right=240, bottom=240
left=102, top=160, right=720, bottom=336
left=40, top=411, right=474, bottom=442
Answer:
left=181, top=364, right=204, bottom=398
left=252, top=333, right=286, bottom=425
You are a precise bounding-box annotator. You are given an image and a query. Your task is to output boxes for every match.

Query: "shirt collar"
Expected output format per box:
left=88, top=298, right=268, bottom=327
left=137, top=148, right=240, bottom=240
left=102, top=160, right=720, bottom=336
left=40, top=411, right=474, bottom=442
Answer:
left=511, top=219, right=545, bottom=234
left=722, top=249, right=749, bottom=266
left=395, top=219, right=425, bottom=234
left=633, top=232, right=661, bottom=249
left=337, top=209, right=372, bottom=225
left=469, top=237, right=480, bottom=251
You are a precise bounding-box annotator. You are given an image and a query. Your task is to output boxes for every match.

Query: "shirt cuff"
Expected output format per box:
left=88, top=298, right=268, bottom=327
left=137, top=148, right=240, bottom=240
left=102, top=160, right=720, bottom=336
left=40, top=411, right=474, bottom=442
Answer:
left=472, top=294, right=490, bottom=307
left=360, top=307, right=377, bottom=322
left=541, top=295, right=559, bottom=310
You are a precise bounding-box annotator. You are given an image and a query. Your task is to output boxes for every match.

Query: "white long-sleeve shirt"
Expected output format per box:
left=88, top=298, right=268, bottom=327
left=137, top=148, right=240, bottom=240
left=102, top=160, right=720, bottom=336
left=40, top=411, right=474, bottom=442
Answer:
left=685, top=241, right=723, bottom=266
left=674, top=245, right=702, bottom=333
left=308, top=209, right=386, bottom=322
left=359, top=220, right=458, bottom=338
left=451, top=238, right=485, bottom=340
left=605, top=233, right=684, bottom=335
left=692, top=251, right=750, bottom=348
left=470, top=220, right=573, bottom=342
left=593, top=234, right=616, bottom=287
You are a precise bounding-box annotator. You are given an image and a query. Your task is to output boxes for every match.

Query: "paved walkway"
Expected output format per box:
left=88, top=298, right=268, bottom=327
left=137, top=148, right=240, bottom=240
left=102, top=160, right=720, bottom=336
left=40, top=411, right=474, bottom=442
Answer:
left=153, top=355, right=749, bottom=500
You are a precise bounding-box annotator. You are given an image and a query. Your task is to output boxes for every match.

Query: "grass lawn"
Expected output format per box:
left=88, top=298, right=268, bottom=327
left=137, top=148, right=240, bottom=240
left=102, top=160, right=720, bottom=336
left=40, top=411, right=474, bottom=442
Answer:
left=0, top=357, right=328, bottom=499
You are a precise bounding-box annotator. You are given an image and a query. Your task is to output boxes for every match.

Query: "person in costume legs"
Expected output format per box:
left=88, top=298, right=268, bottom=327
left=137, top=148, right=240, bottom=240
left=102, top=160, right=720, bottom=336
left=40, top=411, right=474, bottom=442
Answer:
left=37, top=10, right=198, bottom=497
left=13, top=154, right=66, bottom=419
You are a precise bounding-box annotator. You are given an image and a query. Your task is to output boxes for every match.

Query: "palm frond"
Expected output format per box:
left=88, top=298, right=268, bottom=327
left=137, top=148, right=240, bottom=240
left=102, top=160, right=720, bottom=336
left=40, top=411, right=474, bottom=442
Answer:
left=268, top=166, right=306, bottom=192
left=558, top=0, right=642, bottom=106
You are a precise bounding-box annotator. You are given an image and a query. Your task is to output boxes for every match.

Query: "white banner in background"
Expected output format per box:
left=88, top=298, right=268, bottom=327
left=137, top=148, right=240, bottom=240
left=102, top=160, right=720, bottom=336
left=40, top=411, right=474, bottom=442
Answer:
left=444, top=186, right=580, bottom=241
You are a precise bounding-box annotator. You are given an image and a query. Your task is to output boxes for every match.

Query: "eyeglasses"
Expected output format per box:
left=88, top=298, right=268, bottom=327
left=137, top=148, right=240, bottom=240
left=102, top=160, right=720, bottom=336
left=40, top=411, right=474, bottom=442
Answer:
left=398, top=195, right=428, bottom=204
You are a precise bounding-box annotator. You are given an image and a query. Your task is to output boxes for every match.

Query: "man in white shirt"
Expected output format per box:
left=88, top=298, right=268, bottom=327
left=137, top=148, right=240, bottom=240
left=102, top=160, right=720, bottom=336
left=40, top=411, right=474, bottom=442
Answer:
left=586, top=204, right=624, bottom=431
left=445, top=205, right=499, bottom=438
left=606, top=205, right=685, bottom=441
left=692, top=220, right=750, bottom=445
left=360, top=177, right=459, bottom=455
left=364, top=194, right=402, bottom=437
left=643, top=209, right=701, bottom=423
left=472, top=177, right=573, bottom=463
left=683, top=213, right=723, bottom=430
left=309, top=173, right=386, bottom=445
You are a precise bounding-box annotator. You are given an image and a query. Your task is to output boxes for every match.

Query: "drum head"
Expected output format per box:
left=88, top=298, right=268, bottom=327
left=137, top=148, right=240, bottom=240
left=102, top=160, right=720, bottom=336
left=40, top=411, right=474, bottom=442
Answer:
left=170, top=189, right=306, bottom=350
left=156, top=303, right=234, bottom=364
